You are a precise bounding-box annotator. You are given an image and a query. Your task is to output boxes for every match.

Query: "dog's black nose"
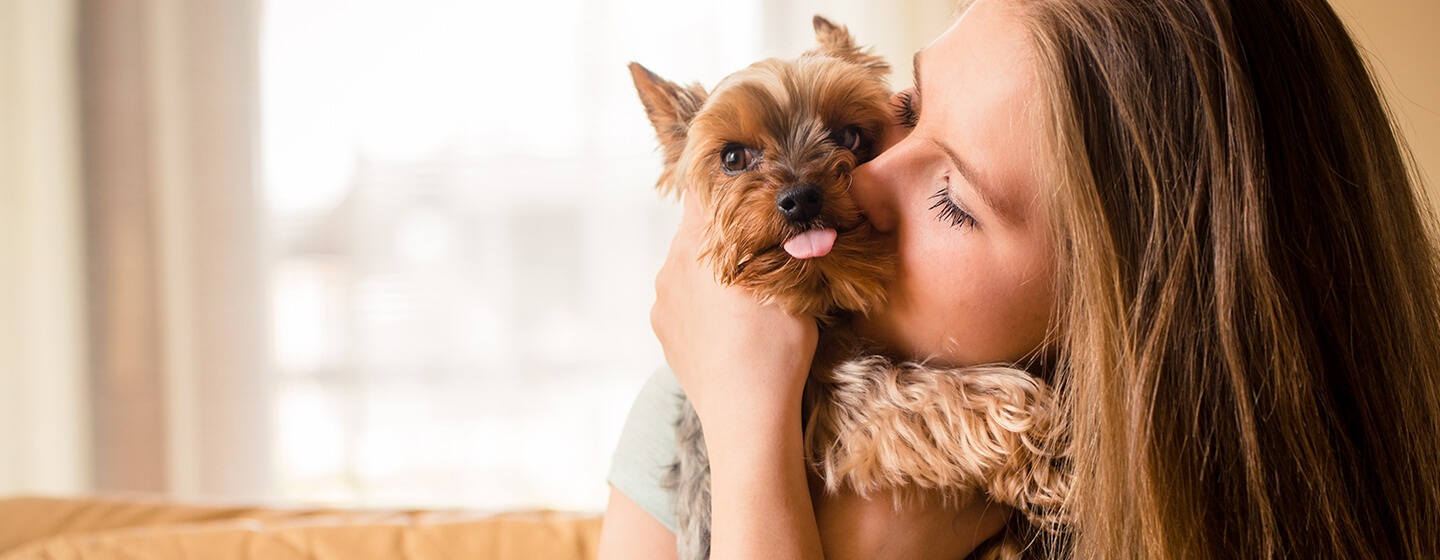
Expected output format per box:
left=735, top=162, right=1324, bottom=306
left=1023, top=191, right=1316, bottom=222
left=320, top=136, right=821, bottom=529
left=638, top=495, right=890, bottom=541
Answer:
left=776, top=183, right=823, bottom=223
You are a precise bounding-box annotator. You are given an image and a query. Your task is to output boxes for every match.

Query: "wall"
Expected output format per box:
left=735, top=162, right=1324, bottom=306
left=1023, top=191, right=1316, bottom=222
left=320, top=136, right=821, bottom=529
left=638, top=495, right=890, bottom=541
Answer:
left=1329, top=0, right=1440, bottom=201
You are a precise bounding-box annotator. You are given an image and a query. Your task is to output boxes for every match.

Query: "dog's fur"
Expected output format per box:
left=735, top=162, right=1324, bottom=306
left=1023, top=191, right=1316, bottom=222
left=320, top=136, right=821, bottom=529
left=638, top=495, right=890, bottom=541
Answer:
left=630, top=17, right=1068, bottom=559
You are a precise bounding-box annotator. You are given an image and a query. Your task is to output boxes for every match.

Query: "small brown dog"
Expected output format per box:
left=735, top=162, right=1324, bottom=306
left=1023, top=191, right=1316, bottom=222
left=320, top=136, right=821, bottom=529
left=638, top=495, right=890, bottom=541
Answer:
left=631, top=17, right=1067, bottom=559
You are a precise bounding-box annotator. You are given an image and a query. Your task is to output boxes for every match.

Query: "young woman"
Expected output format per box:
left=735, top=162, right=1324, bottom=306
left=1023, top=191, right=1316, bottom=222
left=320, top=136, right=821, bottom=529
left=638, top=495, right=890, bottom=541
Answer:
left=601, top=0, right=1440, bottom=558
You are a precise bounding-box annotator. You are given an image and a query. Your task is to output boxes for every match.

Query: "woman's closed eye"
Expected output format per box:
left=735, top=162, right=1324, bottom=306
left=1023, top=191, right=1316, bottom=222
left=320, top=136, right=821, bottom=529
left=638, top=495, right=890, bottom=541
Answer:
left=930, top=185, right=977, bottom=230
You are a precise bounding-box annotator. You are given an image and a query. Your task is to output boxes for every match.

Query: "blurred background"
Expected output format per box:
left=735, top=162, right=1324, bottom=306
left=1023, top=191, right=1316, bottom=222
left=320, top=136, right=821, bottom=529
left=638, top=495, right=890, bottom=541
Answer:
left=0, top=0, right=1435, bottom=515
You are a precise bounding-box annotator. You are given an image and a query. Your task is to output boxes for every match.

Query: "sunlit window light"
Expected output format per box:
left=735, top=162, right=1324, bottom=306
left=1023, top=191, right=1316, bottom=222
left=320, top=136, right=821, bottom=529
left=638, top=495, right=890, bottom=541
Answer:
left=260, top=0, right=765, bottom=510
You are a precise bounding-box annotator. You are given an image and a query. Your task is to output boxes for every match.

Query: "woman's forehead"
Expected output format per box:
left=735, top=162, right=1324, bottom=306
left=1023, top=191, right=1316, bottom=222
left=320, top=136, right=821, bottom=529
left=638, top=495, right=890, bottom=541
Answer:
left=927, top=0, right=1035, bottom=93
left=921, top=0, right=1046, bottom=221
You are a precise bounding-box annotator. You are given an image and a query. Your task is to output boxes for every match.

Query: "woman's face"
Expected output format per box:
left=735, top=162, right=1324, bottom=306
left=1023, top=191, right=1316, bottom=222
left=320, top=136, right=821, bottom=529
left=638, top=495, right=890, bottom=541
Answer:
left=851, top=0, right=1055, bottom=366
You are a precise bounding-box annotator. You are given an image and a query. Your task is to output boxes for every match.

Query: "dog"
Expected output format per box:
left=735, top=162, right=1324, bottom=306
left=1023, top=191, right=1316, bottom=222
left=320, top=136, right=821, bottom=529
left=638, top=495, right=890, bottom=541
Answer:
left=630, top=16, right=1068, bottom=559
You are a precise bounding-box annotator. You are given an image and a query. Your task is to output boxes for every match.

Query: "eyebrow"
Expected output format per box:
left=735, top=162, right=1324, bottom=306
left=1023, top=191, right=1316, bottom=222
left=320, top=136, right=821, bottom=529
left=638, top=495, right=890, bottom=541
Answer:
left=912, top=49, right=1014, bottom=223
left=913, top=51, right=923, bottom=94
left=929, top=138, right=1013, bottom=223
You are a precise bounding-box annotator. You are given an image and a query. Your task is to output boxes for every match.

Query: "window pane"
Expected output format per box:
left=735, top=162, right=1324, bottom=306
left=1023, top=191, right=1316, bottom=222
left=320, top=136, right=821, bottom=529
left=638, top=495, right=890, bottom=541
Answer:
left=260, top=0, right=764, bottom=510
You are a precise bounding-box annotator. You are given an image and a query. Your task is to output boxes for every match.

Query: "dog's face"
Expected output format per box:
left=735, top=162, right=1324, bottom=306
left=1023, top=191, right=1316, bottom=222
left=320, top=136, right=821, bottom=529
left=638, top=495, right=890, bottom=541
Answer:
left=631, top=17, right=895, bottom=319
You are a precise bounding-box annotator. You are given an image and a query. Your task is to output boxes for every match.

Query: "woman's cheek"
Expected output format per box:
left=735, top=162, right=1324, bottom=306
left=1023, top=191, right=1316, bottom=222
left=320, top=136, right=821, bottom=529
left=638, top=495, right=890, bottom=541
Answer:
left=976, top=248, right=1055, bottom=362
left=914, top=240, right=1045, bottom=365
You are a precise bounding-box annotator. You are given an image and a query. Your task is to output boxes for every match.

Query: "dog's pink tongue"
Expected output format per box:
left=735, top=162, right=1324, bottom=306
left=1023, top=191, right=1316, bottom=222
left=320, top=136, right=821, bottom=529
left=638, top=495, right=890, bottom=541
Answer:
left=783, top=228, right=838, bottom=259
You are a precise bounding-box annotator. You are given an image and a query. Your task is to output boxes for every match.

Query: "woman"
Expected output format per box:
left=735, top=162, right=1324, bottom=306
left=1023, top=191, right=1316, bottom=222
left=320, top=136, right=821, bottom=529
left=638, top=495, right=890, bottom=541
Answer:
left=601, top=0, right=1440, bottom=558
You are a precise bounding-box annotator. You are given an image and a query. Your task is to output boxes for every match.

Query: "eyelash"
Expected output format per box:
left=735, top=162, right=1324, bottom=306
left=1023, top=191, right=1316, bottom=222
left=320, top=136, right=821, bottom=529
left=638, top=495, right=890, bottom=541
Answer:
left=892, top=91, right=919, bottom=129
left=930, top=187, right=977, bottom=229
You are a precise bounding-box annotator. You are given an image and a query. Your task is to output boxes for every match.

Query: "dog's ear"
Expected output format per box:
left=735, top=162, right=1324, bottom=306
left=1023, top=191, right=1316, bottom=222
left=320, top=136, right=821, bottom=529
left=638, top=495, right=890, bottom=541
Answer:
left=811, top=16, right=890, bottom=75
left=629, top=62, right=708, bottom=197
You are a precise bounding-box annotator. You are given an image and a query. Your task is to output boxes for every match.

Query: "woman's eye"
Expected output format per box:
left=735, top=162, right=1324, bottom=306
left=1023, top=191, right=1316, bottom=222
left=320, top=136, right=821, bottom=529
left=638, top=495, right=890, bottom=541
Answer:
left=929, top=187, right=977, bottom=229
left=720, top=144, right=753, bottom=174
left=892, top=90, right=919, bottom=129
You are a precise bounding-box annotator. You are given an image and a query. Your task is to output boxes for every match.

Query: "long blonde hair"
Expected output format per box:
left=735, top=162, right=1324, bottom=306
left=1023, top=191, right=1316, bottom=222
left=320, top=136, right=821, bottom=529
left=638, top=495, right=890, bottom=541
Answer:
left=1013, top=0, right=1440, bottom=557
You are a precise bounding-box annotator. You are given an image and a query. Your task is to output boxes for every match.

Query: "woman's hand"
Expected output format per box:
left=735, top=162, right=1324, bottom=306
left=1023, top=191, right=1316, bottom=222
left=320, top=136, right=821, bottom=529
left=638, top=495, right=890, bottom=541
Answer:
left=650, top=189, right=818, bottom=424
left=650, top=189, right=825, bottom=559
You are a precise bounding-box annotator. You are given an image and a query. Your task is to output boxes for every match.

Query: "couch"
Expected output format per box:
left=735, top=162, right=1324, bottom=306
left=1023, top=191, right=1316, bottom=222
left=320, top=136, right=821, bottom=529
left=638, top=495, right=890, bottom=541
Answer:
left=0, top=495, right=602, bottom=560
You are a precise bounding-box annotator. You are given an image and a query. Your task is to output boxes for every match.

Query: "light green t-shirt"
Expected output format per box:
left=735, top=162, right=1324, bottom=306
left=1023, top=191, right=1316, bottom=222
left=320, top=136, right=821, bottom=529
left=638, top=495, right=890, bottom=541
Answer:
left=607, top=367, right=683, bottom=533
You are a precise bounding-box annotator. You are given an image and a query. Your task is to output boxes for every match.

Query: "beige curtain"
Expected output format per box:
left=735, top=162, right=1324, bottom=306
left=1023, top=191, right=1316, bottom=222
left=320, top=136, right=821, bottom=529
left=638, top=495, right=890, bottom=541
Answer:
left=0, top=0, right=89, bottom=497
left=78, top=0, right=269, bottom=499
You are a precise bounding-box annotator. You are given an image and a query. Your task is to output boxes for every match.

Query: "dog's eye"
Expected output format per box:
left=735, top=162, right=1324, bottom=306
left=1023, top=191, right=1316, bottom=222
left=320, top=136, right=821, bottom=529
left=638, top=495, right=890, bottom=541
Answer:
left=720, top=144, right=753, bottom=174
left=835, top=126, right=872, bottom=161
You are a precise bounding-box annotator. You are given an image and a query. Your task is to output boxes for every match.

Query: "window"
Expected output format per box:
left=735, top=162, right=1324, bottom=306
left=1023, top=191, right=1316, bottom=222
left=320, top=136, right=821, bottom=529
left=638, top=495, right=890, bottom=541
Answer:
left=261, top=0, right=939, bottom=511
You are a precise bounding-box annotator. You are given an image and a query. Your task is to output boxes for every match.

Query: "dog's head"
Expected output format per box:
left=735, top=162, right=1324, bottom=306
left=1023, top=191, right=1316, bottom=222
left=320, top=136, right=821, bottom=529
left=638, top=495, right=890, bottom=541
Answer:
left=630, top=16, right=895, bottom=319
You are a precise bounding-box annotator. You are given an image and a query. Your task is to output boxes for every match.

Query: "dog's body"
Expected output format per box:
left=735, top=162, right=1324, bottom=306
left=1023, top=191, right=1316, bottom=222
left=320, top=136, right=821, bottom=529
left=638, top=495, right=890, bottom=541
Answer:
left=630, top=17, right=1067, bottom=559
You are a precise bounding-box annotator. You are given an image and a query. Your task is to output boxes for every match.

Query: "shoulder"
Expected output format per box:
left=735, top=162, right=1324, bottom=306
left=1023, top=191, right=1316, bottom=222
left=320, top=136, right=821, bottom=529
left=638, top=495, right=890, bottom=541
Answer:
left=608, top=367, right=684, bottom=533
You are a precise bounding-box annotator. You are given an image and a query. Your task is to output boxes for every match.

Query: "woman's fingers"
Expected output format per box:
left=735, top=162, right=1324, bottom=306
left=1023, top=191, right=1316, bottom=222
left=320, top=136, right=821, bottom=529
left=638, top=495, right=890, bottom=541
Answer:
left=649, top=188, right=817, bottom=421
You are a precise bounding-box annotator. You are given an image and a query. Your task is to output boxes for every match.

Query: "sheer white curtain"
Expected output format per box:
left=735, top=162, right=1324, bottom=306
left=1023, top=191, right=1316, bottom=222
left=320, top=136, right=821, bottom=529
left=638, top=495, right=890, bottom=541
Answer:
left=260, top=0, right=954, bottom=512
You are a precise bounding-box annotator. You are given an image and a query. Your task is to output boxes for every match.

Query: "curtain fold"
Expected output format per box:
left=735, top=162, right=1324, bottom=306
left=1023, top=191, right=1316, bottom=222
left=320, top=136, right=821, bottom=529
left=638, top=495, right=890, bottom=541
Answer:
left=78, top=0, right=269, bottom=499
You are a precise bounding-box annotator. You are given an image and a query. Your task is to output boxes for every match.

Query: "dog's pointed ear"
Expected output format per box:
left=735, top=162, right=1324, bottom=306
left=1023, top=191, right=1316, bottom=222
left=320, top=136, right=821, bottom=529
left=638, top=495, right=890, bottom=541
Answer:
left=629, top=62, right=708, bottom=197
left=811, top=16, right=890, bottom=75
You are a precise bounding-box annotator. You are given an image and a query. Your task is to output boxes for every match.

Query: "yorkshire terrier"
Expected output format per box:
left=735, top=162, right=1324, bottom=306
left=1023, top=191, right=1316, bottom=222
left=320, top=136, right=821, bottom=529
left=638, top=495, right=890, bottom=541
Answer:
left=630, top=17, right=1068, bottom=560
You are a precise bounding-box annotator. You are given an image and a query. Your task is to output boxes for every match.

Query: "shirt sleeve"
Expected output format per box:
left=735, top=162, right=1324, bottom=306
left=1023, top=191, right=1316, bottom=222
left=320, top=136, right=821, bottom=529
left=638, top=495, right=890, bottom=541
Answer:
left=607, top=366, right=684, bottom=533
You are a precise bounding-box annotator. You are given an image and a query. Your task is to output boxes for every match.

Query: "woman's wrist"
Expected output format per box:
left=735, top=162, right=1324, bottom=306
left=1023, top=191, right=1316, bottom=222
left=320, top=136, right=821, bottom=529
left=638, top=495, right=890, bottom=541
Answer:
left=684, top=357, right=810, bottom=430
left=704, top=397, right=824, bottom=560
left=697, top=381, right=805, bottom=458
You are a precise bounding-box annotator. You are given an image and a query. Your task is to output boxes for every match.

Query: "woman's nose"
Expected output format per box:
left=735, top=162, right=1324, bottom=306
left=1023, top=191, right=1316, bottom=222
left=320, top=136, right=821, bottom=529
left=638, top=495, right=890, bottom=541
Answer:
left=851, top=158, right=897, bottom=233
left=851, top=95, right=917, bottom=233
left=851, top=128, right=914, bottom=233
